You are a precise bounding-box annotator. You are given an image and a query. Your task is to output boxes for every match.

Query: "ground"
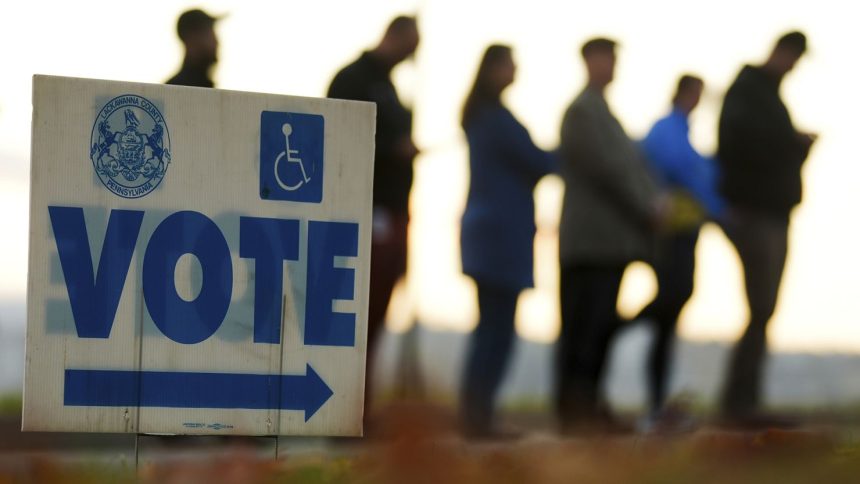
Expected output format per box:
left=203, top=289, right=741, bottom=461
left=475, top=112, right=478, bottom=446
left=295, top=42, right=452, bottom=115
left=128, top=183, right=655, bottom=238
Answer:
left=2, top=402, right=860, bottom=483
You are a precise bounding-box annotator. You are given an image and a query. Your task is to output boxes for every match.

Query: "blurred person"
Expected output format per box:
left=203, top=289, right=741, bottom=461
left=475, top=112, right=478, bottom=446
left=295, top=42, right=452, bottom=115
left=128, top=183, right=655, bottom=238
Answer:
left=635, top=74, right=725, bottom=428
left=326, top=16, right=420, bottom=431
left=717, top=31, right=816, bottom=423
left=556, top=37, right=661, bottom=433
left=458, top=45, right=556, bottom=439
left=166, top=9, right=221, bottom=87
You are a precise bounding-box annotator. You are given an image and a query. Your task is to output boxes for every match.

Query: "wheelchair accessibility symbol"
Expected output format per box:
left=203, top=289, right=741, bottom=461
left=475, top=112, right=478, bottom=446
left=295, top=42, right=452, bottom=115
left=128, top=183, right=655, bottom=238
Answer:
left=260, top=111, right=324, bottom=203
left=274, top=124, right=310, bottom=191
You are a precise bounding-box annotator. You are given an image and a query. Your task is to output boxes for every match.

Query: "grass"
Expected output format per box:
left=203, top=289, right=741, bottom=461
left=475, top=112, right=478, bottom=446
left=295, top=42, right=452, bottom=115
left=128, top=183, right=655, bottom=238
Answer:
left=0, top=393, right=22, bottom=416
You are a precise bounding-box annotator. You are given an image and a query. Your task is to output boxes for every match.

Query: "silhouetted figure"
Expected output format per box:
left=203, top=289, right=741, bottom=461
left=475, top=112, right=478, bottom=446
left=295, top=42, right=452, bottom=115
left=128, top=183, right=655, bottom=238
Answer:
left=717, top=31, right=816, bottom=422
left=326, top=16, right=420, bottom=431
left=636, top=75, right=724, bottom=422
left=459, top=45, right=556, bottom=439
left=556, top=38, right=660, bottom=433
left=166, top=9, right=221, bottom=87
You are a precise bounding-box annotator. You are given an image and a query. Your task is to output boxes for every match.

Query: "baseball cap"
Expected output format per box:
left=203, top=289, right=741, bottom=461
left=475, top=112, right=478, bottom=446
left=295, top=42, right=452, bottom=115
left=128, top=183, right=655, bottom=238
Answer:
left=176, top=9, right=222, bottom=41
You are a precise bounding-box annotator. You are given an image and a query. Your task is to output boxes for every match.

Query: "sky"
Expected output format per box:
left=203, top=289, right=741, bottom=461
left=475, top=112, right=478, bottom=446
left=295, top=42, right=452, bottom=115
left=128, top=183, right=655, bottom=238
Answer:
left=0, top=0, right=858, bottom=352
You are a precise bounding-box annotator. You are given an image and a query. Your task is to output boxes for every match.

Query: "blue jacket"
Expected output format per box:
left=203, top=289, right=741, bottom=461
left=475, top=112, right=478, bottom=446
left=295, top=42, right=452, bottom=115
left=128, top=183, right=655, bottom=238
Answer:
left=461, top=104, right=556, bottom=290
left=641, top=108, right=725, bottom=218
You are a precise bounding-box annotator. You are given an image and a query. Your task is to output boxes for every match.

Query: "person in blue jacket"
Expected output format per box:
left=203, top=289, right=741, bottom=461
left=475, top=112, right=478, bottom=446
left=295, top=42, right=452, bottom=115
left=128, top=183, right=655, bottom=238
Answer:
left=459, top=44, right=556, bottom=439
left=637, top=74, right=724, bottom=425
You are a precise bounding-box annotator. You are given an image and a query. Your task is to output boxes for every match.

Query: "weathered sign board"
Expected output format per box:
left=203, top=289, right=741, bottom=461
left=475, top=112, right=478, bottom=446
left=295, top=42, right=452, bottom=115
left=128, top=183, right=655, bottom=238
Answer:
left=23, top=75, right=375, bottom=436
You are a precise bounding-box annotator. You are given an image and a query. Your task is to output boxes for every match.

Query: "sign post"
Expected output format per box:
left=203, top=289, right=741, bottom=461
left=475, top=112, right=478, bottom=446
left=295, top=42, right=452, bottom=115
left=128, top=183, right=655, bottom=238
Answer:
left=23, top=76, right=376, bottom=438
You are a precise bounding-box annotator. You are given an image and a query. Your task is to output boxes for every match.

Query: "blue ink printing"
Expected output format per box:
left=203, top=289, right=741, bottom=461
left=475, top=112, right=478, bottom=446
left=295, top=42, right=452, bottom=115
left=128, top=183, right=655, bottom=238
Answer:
left=90, top=94, right=171, bottom=198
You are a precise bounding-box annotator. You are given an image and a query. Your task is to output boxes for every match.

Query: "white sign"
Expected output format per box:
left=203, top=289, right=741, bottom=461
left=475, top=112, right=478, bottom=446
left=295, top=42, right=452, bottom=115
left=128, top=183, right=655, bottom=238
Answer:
left=23, top=76, right=376, bottom=436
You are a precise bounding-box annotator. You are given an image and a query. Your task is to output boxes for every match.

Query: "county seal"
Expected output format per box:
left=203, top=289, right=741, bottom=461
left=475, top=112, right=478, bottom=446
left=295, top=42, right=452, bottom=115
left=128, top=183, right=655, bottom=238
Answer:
left=90, top=94, right=171, bottom=198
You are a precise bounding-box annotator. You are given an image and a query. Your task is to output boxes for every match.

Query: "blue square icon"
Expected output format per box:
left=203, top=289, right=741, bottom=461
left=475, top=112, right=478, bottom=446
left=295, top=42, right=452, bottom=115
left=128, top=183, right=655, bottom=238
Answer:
left=260, top=111, right=325, bottom=203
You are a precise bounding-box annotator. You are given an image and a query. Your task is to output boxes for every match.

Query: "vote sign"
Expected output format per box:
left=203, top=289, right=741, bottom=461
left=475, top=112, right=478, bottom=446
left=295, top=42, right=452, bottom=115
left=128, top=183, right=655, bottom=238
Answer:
left=23, top=76, right=376, bottom=436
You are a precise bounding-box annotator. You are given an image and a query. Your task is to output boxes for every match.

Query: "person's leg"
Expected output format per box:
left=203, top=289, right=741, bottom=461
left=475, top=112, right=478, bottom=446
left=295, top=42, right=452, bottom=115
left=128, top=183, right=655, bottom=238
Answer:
left=556, top=265, right=624, bottom=430
left=587, top=266, right=626, bottom=411
left=646, top=230, right=699, bottom=412
left=460, top=282, right=519, bottom=436
left=556, top=264, right=589, bottom=428
left=363, top=210, right=409, bottom=426
left=720, top=212, right=788, bottom=418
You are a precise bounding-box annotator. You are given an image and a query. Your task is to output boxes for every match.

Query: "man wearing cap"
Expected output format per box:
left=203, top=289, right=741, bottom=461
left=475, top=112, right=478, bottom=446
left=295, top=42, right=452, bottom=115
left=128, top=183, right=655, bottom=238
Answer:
left=166, top=9, right=221, bottom=88
left=556, top=37, right=661, bottom=433
left=717, top=31, right=817, bottom=422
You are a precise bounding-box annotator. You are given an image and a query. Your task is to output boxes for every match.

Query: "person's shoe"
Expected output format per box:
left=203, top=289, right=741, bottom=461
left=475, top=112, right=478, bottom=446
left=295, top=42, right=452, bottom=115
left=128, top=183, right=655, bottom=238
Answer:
left=639, top=400, right=699, bottom=436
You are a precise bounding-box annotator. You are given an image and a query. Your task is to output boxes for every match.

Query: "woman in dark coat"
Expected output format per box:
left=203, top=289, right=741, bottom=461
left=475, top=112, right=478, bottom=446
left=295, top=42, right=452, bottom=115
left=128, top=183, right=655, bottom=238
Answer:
left=459, top=44, right=556, bottom=438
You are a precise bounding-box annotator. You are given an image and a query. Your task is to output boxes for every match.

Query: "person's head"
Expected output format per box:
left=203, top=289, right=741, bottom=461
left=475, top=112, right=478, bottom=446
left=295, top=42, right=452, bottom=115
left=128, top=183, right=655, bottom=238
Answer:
left=373, top=16, right=420, bottom=68
left=176, top=9, right=220, bottom=66
left=672, top=74, right=704, bottom=114
left=461, top=44, right=515, bottom=127
left=765, top=31, right=807, bottom=78
left=581, top=37, right=617, bottom=90
left=472, top=45, right=516, bottom=97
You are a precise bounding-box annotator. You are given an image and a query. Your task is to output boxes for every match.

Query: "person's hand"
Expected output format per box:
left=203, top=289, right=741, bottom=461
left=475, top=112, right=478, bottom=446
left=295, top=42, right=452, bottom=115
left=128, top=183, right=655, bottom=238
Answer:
left=798, top=131, right=819, bottom=148
left=651, top=192, right=674, bottom=232
left=395, top=138, right=420, bottom=162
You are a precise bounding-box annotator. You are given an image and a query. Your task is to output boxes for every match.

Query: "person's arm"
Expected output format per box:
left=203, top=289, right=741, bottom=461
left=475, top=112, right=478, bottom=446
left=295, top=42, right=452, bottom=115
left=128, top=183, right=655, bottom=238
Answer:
left=497, top=109, right=557, bottom=183
left=678, top=148, right=725, bottom=219
left=368, top=83, right=415, bottom=164
left=649, top=119, right=725, bottom=218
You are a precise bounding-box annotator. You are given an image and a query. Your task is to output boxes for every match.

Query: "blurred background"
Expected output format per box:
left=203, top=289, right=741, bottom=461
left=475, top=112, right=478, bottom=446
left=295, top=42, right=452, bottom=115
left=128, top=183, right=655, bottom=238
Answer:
left=1, top=0, right=859, bottom=415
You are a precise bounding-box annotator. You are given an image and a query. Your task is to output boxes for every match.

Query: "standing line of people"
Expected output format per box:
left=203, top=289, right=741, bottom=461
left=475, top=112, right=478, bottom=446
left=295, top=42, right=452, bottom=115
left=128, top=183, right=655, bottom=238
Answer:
left=454, top=31, right=815, bottom=437
left=162, top=9, right=816, bottom=437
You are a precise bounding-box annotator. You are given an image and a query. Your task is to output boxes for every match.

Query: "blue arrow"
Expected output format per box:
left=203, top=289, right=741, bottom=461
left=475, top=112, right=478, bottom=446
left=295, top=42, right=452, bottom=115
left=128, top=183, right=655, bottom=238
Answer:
left=64, top=364, right=333, bottom=422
